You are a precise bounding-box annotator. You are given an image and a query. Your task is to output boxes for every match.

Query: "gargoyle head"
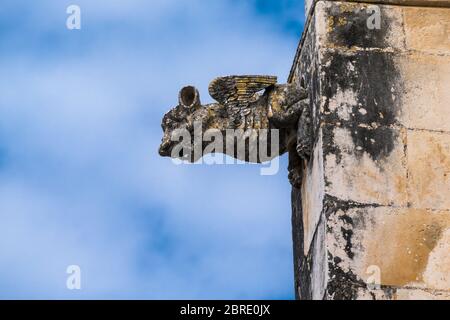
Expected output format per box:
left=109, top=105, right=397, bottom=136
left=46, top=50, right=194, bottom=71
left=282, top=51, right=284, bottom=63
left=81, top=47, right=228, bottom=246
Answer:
left=158, top=86, right=209, bottom=161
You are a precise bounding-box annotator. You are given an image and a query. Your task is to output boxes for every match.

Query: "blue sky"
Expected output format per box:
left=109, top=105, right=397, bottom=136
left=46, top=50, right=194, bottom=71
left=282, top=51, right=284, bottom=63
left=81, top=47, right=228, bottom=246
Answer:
left=0, top=0, right=305, bottom=299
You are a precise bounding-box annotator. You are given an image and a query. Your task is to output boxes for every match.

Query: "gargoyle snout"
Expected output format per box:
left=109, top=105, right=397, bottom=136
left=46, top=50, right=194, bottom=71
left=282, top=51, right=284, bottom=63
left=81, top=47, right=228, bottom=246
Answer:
left=179, top=86, right=201, bottom=109
left=159, top=139, right=172, bottom=157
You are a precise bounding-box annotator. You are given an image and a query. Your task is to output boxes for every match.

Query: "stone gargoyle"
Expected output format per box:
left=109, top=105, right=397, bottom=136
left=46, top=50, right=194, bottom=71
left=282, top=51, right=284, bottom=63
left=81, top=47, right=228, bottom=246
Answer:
left=158, top=75, right=311, bottom=187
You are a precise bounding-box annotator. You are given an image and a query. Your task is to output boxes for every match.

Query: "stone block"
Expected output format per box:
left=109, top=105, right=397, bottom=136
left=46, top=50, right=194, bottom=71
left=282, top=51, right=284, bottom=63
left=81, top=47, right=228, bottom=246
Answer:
left=320, top=50, right=403, bottom=128
left=323, top=125, right=408, bottom=206
left=398, top=54, right=450, bottom=132
left=404, top=6, right=450, bottom=55
left=407, top=130, right=450, bottom=210
left=315, top=1, right=405, bottom=51
left=326, top=205, right=450, bottom=291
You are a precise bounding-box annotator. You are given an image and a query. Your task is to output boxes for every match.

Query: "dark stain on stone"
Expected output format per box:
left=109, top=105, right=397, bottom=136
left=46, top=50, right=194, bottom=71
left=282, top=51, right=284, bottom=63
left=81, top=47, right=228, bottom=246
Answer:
left=296, top=25, right=322, bottom=145
left=291, top=186, right=309, bottom=300
left=339, top=213, right=353, bottom=226
left=323, top=197, right=405, bottom=299
left=351, top=126, right=398, bottom=161
left=322, top=50, right=403, bottom=161
left=381, top=286, right=396, bottom=300
left=324, top=197, right=356, bottom=260
left=334, top=256, right=342, bottom=265
left=341, top=227, right=355, bottom=260
left=327, top=4, right=392, bottom=49
left=290, top=16, right=323, bottom=300
left=324, top=193, right=382, bottom=216
left=327, top=251, right=401, bottom=300
left=322, top=52, right=398, bottom=125
left=322, top=124, right=343, bottom=167
left=320, top=4, right=403, bottom=162
left=327, top=252, right=365, bottom=300
left=323, top=195, right=384, bottom=261
left=298, top=251, right=313, bottom=300
left=297, top=215, right=327, bottom=300
left=423, top=223, right=444, bottom=251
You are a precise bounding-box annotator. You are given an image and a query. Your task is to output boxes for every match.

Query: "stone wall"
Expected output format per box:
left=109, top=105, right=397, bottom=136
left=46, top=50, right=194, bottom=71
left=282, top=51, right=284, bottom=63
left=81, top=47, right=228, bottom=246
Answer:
left=290, top=0, right=450, bottom=300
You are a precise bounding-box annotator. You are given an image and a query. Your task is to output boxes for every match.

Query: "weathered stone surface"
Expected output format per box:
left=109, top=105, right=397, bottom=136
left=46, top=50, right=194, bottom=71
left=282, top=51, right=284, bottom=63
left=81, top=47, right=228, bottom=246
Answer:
left=296, top=212, right=327, bottom=300
left=290, top=10, right=325, bottom=299
left=315, top=1, right=406, bottom=51
left=324, top=125, right=408, bottom=206
left=399, top=54, right=450, bottom=132
left=310, top=218, right=327, bottom=300
left=305, top=0, right=315, bottom=17
left=404, top=6, right=450, bottom=54
left=320, top=0, right=450, bottom=9
left=306, top=0, right=450, bottom=20
left=407, top=130, right=450, bottom=210
left=394, top=288, right=450, bottom=300
left=321, top=50, right=403, bottom=126
left=326, top=206, right=450, bottom=290
left=354, top=287, right=450, bottom=300
left=292, top=0, right=450, bottom=300
left=301, top=132, right=325, bottom=254
left=333, top=0, right=450, bottom=5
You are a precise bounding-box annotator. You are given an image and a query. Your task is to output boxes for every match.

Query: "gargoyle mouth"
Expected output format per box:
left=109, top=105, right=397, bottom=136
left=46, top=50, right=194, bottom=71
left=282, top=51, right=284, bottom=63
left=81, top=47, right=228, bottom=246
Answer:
left=158, top=141, right=172, bottom=157
left=159, top=139, right=198, bottom=162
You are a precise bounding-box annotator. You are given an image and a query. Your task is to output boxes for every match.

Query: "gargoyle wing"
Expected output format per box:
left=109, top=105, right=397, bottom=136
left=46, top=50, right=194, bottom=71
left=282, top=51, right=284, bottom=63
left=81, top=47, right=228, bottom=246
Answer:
left=208, top=75, right=277, bottom=105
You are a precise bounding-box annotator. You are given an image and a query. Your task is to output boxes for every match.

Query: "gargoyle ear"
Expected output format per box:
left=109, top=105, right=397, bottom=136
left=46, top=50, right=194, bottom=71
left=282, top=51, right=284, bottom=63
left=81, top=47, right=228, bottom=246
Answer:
left=179, top=86, right=201, bottom=109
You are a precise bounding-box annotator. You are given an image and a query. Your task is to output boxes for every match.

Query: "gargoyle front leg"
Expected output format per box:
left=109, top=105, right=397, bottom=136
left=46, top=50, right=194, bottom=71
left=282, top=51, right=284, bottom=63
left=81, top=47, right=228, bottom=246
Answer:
left=296, top=98, right=312, bottom=160
left=287, top=97, right=312, bottom=188
left=265, top=83, right=312, bottom=188
left=267, top=84, right=308, bottom=128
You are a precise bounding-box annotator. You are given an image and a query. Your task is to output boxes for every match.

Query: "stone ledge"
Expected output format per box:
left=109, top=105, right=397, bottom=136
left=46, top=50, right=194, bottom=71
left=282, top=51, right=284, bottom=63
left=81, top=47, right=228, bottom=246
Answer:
left=308, top=0, right=450, bottom=17
left=315, top=2, right=450, bottom=54
left=330, top=284, right=450, bottom=300
left=328, top=0, right=450, bottom=7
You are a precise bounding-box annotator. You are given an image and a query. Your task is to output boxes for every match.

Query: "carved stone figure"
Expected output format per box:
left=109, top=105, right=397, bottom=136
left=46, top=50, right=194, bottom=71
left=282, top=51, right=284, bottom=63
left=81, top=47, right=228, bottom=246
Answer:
left=158, top=75, right=311, bottom=187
